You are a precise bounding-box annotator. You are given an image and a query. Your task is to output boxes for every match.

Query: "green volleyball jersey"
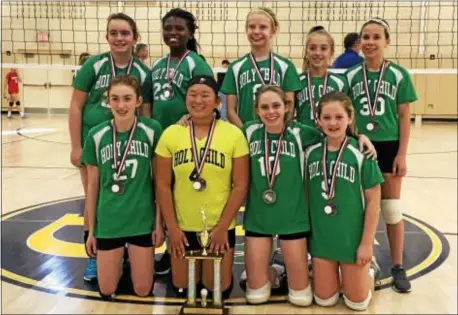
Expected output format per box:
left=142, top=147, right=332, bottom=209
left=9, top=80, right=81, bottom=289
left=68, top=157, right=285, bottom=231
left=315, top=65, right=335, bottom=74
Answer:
left=220, top=53, right=302, bottom=123
left=242, top=120, right=321, bottom=235
left=305, top=137, right=384, bottom=263
left=142, top=51, right=213, bottom=129
left=81, top=117, right=162, bottom=239
left=73, top=52, right=150, bottom=142
left=346, top=61, right=417, bottom=141
left=296, top=72, right=349, bottom=127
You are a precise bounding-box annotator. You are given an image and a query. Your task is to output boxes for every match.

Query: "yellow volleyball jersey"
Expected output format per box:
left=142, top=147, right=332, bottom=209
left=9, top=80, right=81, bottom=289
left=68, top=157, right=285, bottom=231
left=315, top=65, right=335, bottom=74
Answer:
left=155, top=120, right=249, bottom=231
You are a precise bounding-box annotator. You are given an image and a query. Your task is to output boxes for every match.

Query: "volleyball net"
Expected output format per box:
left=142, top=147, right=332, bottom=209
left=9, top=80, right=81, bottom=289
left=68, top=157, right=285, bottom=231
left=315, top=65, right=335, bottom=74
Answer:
left=1, top=1, right=457, bottom=71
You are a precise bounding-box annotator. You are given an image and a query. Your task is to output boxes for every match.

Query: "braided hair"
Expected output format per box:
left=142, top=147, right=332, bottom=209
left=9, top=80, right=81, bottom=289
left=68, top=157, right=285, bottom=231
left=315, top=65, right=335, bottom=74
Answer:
left=162, top=8, right=200, bottom=53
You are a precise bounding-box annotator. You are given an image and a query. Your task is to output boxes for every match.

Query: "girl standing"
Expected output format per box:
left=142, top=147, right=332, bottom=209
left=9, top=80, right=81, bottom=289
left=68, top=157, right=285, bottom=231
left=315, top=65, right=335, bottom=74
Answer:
left=220, top=7, right=302, bottom=127
left=296, top=28, right=349, bottom=127
left=69, top=13, right=150, bottom=282
left=346, top=18, right=417, bottom=293
left=142, top=8, right=213, bottom=129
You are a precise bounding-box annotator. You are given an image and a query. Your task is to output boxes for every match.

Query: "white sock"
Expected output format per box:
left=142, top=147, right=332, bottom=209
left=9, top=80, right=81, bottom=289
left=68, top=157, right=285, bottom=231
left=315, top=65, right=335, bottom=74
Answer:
left=7, top=111, right=11, bottom=117
left=20, top=111, right=25, bottom=117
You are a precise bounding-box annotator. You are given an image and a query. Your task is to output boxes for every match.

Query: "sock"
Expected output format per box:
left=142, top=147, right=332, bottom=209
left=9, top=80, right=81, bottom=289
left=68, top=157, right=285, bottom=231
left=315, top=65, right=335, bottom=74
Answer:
left=7, top=111, right=11, bottom=117
left=20, top=111, right=24, bottom=117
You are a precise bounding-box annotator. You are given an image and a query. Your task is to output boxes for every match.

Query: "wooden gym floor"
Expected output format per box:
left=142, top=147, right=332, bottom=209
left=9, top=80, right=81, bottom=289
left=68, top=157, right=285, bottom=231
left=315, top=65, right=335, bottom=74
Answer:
left=1, top=114, right=457, bottom=314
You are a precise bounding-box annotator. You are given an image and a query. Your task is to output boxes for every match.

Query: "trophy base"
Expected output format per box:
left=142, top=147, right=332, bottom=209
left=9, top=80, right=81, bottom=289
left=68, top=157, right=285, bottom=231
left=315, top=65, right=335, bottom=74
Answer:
left=179, top=302, right=229, bottom=315
left=185, top=249, right=224, bottom=259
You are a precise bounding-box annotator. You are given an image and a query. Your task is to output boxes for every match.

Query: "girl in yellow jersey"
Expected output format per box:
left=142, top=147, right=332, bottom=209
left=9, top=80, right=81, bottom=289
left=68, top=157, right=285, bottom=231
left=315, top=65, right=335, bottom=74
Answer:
left=155, top=75, right=249, bottom=298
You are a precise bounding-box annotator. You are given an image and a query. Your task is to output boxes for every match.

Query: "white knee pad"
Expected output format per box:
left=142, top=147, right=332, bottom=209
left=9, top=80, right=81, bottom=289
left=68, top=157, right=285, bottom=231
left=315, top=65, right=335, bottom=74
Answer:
left=314, top=291, right=339, bottom=307
left=246, top=281, right=271, bottom=304
left=288, top=285, right=313, bottom=307
left=343, top=290, right=372, bottom=311
left=381, top=199, right=403, bottom=224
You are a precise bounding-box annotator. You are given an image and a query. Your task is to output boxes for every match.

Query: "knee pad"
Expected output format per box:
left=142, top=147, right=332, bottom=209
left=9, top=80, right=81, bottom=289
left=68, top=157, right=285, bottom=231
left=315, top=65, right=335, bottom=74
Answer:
left=381, top=199, right=403, bottom=224
left=15, top=101, right=20, bottom=106
left=314, top=291, right=339, bottom=307
left=288, top=285, right=313, bottom=307
left=246, top=281, right=271, bottom=304
left=8, top=102, right=13, bottom=106
left=343, top=290, right=372, bottom=311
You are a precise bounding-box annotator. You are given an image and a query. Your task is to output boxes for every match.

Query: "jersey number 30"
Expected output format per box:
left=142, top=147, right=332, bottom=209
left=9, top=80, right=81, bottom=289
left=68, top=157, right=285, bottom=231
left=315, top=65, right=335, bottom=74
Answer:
left=359, top=97, right=385, bottom=116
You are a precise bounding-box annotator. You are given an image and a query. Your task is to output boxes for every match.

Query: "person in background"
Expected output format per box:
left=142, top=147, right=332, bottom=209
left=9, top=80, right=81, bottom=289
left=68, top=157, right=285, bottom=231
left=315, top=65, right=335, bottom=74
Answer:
left=135, top=43, right=149, bottom=65
left=332, top=32, right=364, bottom=69
left=73, top=53, right=91, bottom=81
left=217, top=59, right=230, bottom=120
left=3, top=68, right=25, bottom=119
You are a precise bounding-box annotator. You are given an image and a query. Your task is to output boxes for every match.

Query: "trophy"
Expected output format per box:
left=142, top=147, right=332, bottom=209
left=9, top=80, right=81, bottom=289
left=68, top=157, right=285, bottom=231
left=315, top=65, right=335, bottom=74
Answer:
left=179, top=205, right=229, bottom=315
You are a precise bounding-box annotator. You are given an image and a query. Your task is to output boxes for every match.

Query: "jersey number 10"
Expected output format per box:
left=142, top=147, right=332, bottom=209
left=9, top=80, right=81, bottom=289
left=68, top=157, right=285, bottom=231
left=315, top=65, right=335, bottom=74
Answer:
left=258, top=156, right=281, bottom=177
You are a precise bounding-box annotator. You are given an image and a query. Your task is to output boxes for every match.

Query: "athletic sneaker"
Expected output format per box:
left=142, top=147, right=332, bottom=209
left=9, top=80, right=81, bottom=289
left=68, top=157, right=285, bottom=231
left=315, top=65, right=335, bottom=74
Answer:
left=271, top=248, right=284, bottom=265
left=370, top=256, right=381, bottom=284
left=154, top=252, right=171, bottom=276
left=391, top=264, right=411, bottom=293
left=83, top=257, right=97, bottom=282
left=271, top=263, right=285, bottom=289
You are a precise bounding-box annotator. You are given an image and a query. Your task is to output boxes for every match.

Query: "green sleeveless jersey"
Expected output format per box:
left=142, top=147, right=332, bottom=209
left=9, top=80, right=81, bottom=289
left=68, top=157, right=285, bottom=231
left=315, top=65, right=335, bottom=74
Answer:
left=296, top=72, right=349, bottom=127
left=305, top=137, right=384, bottom=263
left=346, top=61, right=417, bottom=141
left=142, top=51, right=213, bottom=129
left=81, top=117, right=162, bottom=238
left=220, top=53, right=302, bottom=123
left=73, top=52, right=150, bottom=143
left=242, top=120, right=321, bottom=235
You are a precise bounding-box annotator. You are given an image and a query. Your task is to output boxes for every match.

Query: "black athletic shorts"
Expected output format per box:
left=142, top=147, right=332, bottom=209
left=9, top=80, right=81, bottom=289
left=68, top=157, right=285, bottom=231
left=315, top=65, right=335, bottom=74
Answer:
left=183, top=229, right=236, bottom=251
left=372, top=140, right=400, bottom=173
left=97, top=233, right=152, bottom=251
left=245, top=230, right=309, bottom=241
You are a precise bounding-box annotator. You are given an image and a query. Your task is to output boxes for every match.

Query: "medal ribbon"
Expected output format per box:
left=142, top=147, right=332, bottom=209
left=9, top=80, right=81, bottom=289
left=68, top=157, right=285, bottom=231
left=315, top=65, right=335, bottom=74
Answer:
left=307, top=71, right=329, bottom=124
left=112, top=117, right=138, bottom=180
left=362, top=60, right=389, bottom=120
left=264, top=126, right=285, bottom=189
left=322, top=136, right=349, bottom=200
left=189, top=117, right=217, bottom=179
left=109, top=54, right=133, bottom=78
left=166, top=50, right=190, bottom=84
left=249, top=52, right=275, bottom=86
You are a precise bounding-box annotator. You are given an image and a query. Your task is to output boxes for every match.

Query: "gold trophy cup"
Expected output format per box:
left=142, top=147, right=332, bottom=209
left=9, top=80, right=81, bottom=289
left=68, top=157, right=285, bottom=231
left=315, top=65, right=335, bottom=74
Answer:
left=179, top=205, right=228, bottom=315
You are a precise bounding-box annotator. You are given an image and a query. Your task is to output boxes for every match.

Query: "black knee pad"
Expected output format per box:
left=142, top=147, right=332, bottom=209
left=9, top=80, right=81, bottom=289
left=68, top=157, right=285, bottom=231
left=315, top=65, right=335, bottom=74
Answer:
left=15, top=101, right=20, bottom=106
left=8, top=102, right=13, bottom=107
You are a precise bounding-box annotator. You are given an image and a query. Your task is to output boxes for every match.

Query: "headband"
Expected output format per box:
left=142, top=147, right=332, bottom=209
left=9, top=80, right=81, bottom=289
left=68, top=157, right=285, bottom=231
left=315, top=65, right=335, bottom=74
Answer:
left=187, top=75, right=219, bottom=96
left=368, top=18, right=390, bottom=33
